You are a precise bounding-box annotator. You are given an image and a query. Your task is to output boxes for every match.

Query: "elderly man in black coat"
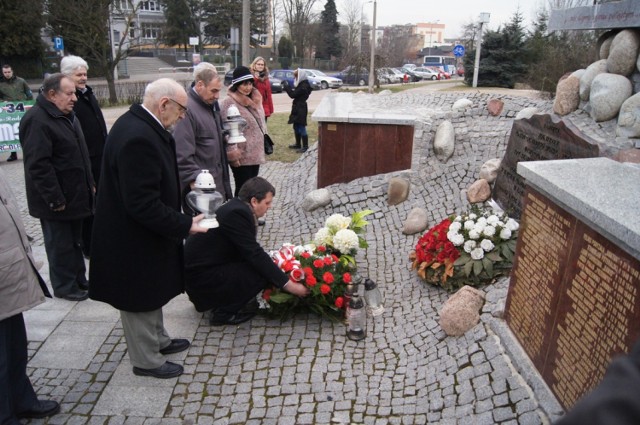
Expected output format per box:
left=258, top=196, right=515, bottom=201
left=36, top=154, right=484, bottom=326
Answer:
left=19, top=73, right=94, bottom=302
left=89, top=78, right=206, bottom=379
left=61, top=55, right=108, bottom=258
left=184, top=177, right=309, bottom=325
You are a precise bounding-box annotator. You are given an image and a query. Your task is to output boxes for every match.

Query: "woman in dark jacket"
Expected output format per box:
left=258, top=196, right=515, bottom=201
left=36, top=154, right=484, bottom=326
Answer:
left=283, top=68, right=312, bottom=153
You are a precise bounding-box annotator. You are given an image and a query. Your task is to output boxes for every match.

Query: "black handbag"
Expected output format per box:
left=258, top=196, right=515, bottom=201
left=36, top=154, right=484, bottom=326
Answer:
left=264, top=134, right=274, bottom=155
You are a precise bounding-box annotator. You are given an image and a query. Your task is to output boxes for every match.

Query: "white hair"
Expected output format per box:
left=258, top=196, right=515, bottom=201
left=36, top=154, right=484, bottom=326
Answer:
left=193, top=62, right=220, bottom=84
left=143, top=78, right=186, bottom=107
left=60, top=55, right=89, bottom=76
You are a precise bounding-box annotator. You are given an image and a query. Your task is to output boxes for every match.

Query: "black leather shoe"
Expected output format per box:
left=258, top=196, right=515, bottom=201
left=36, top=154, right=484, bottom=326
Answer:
left=77, top=281, right=89, bottom=290
left=159, top=338, right=190, bottom=355
left=56, top=289, right=89, bottom=301
left=288, top=144, right=301, bottom=149
left=209, top=310, right=256, bottom=326
left=297, top=147, right=308, bottom=153
left=7, top=153, right=18, bottom=162
left=17, top=399, right=60, bottom=419
left=132, top=361, right=183, bottom=379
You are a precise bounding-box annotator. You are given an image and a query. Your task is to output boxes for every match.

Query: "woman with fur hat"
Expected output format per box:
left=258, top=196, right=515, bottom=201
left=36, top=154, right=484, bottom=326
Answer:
left=220, top=66, right=267, bottom=196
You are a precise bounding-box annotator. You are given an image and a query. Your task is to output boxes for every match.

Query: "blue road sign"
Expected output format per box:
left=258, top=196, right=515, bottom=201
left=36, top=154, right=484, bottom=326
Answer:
left=54, top=37, right=64, bottom=51
left=453, top=44, right=465, bottom=57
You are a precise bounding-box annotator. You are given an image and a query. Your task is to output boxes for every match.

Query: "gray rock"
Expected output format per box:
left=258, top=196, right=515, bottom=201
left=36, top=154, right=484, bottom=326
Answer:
left=434, top=120, right=455, bottom=162
left=467, top=179, right=491, bottom=204
left=633, top=71, right=640, bottom=95
left=402, top=207, right=429, bottom=235
left=301, top=188, right=332, bottom=211
left=479, top=159, right=501, bottom=184
left=616, top=93, right=640, bottom=138
left=553, top=75, right=580, bottom=116
left=570, top=69, right=585, bottom=79
left=452, top=99, right=473, bottom=111
left=579, top=59, right=608, bottom=101
left=387, top=177, right=410, bottom=206
left=590, top=73, right=633, bottom=122
left=439, top=286, right=486, bottom=337
left=515, top=107, right=539, bottom=120
left=599, top=34, right=614, bottom=59
left=607, top=29, right=640, bottom=76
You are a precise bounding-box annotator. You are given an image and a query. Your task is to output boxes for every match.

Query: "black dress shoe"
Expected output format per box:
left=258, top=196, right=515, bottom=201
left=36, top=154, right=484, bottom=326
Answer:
left=56, top=289, right=89, bottom=301
left=159, top=338, right=190, bottom=355
left=209, top=310, right=256, bottom=326
left=77, top=281, right=89, bottom=290
left=132, top=361, right=183, bottom=379
left=17, top=399, right=60, bottom=419
left=288, top=144, right=301, bottom=149
left=7, top=153, right=18, bottom=162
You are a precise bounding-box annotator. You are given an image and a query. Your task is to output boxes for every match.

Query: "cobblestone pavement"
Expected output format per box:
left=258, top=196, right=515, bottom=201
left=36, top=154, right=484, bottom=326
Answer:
left=3, top=89, right=567, bottom=424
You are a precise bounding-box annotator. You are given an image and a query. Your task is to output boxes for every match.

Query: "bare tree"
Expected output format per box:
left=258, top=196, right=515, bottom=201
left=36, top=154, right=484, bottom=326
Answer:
left=47, top=0, right=142, bottom=104
left=339, top=0, right=362, bottom=58
left=270, top=0, right=285, bottom=56
left=280, top=0, right=318, bottom=58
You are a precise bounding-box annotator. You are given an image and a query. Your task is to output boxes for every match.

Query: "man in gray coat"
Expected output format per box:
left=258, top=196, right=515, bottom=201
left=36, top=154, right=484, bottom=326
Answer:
left=0, top=167, right=60, bottom=423
left=174, top=62, right=232, bottom=212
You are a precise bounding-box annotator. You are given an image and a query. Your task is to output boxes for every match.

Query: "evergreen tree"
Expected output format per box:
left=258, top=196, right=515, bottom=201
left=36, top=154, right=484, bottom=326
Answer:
left=315, top=0, right=342, bottom=60
left=278, top=36, right=294, bottom=69
left=202, top=0, right=268, bottom=48
left=464, top=10, right=528, bottom=88
left=161, top=0, right=199, bottom=52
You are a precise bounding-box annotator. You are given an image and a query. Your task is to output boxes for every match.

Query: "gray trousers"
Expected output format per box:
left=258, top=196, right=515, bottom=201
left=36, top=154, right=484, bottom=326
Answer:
left=120, top=309, right=171, bottom=369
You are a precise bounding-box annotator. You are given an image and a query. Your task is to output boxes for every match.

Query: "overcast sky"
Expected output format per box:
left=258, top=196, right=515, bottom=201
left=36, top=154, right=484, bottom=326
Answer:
left=337, top=0, right=544, bottom=39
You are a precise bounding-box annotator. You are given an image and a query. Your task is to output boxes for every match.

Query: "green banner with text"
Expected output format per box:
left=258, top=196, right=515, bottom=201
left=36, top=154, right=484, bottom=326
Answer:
left=0, top=100, right=35, bottom=152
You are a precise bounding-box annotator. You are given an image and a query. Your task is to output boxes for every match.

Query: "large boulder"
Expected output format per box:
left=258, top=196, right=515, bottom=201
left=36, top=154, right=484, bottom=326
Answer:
left=466, top=179, right=491, bottom=204
left=479, top=158, right=501, bottom=183
left=607, top=29, right=640, bottom=77
left=599, top=34, right=614, bottom=59
left=402, top=208, right=429, bottom=235
left=433, top=120, right=455, bottom=162
left=439, top=286, right=486, bottom=337
left=301, top=188, right=332, bottom=211
left=452, top=98, right=473, bottom=111
left=553, top=75, right=581, bottom=116
left=616, top=93, right=640, bottom=138
left=487, top=99, right=504, bottom=116
left=579, top=59, right=608, bottom=101
left=571, top=69, right=586, bottom=80
left=387, top=177, right=410, bottom=206
left=590, top=73, right=633, bottom=122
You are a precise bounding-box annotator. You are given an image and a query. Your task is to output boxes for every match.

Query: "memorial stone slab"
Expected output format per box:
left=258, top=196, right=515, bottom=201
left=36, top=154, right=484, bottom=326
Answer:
left=505, top=158, right=640, bottom=410
left=548, top=0, right=640, bottom=31
left=493, top=114, right=599, bottom=218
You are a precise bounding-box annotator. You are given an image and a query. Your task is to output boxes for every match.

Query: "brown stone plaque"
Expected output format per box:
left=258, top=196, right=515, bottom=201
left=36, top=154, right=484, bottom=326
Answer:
left=493, top=114, right=599, bottom=219
left=505, top=188, right=640, bottom=410
left=505, top=189, right=576, bottom=370
left=544, top=223, right=640, bottom=409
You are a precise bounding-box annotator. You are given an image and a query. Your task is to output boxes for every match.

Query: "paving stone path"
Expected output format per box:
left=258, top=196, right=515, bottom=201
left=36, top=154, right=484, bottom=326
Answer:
left=3, top=90, right=567, bottom=424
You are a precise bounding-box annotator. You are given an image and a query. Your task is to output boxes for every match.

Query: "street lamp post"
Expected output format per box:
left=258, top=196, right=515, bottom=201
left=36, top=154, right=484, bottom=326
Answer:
left=427, top=20, right=439, bottom=57
left=472, top=12, right=490, bottom=88
left=367, top=0, right=376, bottom=94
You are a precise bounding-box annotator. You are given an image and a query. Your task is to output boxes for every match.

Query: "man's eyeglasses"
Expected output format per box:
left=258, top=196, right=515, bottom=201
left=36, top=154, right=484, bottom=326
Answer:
left=168, top=98, right=188, bottom=113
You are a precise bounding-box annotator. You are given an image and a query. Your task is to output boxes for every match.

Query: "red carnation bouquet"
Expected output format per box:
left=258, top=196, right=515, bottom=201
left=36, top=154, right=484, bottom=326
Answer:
left=259, top=244, right=351, bottom=321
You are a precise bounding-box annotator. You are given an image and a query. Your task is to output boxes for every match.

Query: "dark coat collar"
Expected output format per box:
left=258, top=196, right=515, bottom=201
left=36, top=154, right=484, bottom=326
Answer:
left=36, top=93, right=75, bottom=121
left=129, top=103, right=174, bottom=144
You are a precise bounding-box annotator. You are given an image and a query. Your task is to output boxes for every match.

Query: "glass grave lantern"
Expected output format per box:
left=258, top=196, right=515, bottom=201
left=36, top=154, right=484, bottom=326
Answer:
left=186, top=170, right=224, bottom=229
left=363, top=278, right=385, bottom=317
left=346, top=293, right=367, bottom=341
left=222, top=105, right=248, bottom=144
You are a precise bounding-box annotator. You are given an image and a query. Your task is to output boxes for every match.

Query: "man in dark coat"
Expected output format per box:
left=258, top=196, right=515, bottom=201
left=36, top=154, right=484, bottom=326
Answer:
left=184, top=177, right=309, bottom=325
left=283, top=68, right=312, bottom=153
left=174, top=62, right=232, bottom=212
left=61, top=55, right=108, bottom=258
left=19, top=73, right=94, bottom=301
left=89, top=78, right=206, bottom=379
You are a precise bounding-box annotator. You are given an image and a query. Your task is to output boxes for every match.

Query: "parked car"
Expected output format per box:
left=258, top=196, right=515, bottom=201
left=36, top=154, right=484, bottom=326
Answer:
left=378, top=67, right=402, bottom=84
left=303, top=69, right=343, bottom=89
left=402, top=63, right=417, bottom=70
left=412, top=67, right=440, bottom=80
left=332, top=66, right=369, bottom=86
left=270, top=69, right=321, bottom=90
left=399, top=67, right=422, bottom=82
left=428, top=66, right=451, bottom=80
left=224, top=69, right=284, bottom=93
